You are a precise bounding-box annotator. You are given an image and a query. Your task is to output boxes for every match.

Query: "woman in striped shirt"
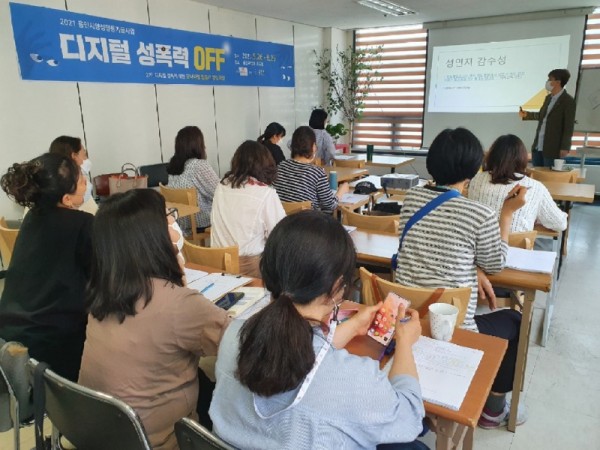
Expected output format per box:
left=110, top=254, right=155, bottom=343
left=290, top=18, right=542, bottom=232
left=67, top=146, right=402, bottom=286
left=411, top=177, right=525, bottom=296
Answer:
left=274, top=126, right=348, bottom=213
left=395, top=127, right=528, bottom=429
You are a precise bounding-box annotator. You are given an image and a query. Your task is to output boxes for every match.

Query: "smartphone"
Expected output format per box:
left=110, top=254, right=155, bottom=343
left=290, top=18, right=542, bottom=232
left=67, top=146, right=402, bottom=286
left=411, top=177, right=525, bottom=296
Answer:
left=367, top=293, right=410, bottom=345
left=215, top=292, right=245, bottom=310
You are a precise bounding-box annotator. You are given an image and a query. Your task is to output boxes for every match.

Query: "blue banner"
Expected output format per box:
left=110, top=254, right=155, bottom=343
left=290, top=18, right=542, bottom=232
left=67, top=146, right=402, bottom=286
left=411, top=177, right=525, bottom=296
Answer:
left=9, top=3, right=294, bottom=87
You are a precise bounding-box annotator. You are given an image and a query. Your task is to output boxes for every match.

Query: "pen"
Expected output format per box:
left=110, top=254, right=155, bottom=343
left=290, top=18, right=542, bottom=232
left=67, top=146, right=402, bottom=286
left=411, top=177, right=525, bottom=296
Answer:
left=200, top=282, right=215, bottom=294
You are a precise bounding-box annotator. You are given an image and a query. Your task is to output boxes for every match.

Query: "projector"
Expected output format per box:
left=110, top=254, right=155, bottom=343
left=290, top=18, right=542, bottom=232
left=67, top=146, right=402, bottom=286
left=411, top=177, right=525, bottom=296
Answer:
left=381, top=174, right=419, bottom=190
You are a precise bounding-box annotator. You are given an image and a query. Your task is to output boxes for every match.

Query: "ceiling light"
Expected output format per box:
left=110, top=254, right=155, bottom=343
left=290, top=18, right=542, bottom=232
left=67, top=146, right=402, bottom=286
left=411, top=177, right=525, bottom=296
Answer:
left=356, top=0, right=416, bottom=16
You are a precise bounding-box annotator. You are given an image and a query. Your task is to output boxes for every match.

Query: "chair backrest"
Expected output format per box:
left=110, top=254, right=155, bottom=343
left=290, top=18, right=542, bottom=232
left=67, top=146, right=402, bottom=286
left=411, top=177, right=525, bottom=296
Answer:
left=359, top=267, right=470, bottom=325
left=175, top=417, right=235, bottom=450
left=342, top=209, right=399, bottom=234
left=281, top=201, right=312, bottom=215
left=334, top=159, right=366, bottom=169
left=159, top=184, right=199, bottom=241
left=183, top=241, right=240, bottom=274
left=0, top=218, right=19, bottom=268
left=29, top=359, right=152, bottom=450
left=508, top=231, right=538, bottom=250
left=139, top=163, right=169, bottom=188
left=530, top=168, right=577, bottom=183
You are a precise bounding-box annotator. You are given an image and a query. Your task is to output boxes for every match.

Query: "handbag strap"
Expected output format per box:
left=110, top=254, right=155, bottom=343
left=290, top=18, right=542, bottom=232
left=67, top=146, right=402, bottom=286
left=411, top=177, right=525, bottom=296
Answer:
left=399, top=189, right=460, bottom=250
left=33, top=362, right=50, bottom=450
left=120, top=162, right=139, bottom=176
left=417, top=288, right=446, bottom=317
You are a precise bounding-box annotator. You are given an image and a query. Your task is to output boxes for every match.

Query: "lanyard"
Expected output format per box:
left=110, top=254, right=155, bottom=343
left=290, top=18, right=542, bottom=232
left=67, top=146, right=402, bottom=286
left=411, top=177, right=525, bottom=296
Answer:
left=253, top=321, right=337, bottom=419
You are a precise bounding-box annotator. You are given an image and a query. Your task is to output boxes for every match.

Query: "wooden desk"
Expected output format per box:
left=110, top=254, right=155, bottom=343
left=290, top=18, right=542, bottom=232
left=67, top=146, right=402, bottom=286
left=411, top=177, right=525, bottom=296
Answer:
left=350, top=229, right=398, bottom=267
left=350, top=227, right=554, bottom=433
left=324, top=166, right=369, bottom=183
left=352, top=154, right=415, bottom=173
left=185, top=262, right=263, bottom=288
left=166, top=201, right=200, bottom=219
left=531, top=167, right=585, bottom=183
left=346, top=318, right=507, bottom=450
left=543, top=181, right=595, bottom=203
left=486, top=268, right=553, bottom=432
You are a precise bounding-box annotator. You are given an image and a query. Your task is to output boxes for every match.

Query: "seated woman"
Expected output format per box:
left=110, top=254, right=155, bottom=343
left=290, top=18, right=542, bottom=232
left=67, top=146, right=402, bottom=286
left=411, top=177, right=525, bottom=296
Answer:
left=167, top=126, right=219, bottom=235
left=78, top=189, right=230, bottom=450
left=468, top=134, right=567, bottom=232
left=274, top=126, right=349, bottom=212
left=395, top=128, right=528, bottom=429
left=309, top=108, right=337, bottom=165
left=0, top=153, right=91, bottom=381
left=210, top=140, right=286, bottom=278
left=258, top=122, right=286, bottom=165
left=49, top=135, right=97, bottom=214
left=210, top=211, right=426, bottom=449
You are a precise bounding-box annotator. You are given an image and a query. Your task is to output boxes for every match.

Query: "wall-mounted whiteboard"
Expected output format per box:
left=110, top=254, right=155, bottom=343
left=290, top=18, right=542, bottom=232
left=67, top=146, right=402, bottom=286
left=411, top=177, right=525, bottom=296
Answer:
left=574, top=68, right=600, bottom=133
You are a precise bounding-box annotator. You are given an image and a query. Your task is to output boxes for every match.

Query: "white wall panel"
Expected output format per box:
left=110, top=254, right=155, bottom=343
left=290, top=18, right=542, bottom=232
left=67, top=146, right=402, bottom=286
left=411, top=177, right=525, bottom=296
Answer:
left=293, top=23, right=323, bottom=130
left=210, top=7, right=260, bottom=175
left=148, top=0, right=220, bottom=172
left=0, top=0, right=83, bottom=218
left=256, top=16, right=295, bottom=158
left=65, top=0, right=161, bottom=175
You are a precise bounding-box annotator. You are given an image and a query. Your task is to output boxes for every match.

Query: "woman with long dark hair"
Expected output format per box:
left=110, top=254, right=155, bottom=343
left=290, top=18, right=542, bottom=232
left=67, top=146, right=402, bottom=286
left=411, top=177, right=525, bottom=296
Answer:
left=167, top=126, right=219, bottom=235
left=210, top=140, right=286, bottom=278
left=0, top=153, right=91, bottom=381
left=468, top=134, right=566, bottom=232
left=258, top=122, right=286, bottom=165
left=210, top=211, right=425, bottom=449
left=78, top=189, right=230, bottom=450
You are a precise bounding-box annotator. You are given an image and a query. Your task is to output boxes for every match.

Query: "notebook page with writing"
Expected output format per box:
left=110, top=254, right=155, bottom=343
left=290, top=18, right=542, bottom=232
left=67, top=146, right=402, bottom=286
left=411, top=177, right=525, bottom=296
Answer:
left=183, top=268, right=209, bottom=284
left=383, top=336, right=483, bottom=411
left=188, top=273, right=252, bottom=302
left=506, top=247, right=556, bottom=274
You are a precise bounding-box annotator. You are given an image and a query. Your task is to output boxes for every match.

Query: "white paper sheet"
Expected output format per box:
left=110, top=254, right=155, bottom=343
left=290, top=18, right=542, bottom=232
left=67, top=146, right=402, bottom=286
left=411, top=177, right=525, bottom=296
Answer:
left=506, top=247, right=556, bottom=274
left=188, top=273, right=252, bottom=302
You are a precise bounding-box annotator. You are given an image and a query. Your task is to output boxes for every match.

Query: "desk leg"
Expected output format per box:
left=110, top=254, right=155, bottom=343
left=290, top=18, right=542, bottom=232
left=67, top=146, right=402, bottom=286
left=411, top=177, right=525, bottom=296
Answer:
left=542, top=250, right=559, bottom=347
left=430, top=415, right=468, bottom=450
left=509, top=289, right=534, bottom=432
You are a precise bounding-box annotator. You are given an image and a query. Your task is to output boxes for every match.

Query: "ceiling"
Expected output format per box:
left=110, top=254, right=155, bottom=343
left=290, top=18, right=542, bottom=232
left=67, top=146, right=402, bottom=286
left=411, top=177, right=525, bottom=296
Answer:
left=194, top=0, right=598, bottom=30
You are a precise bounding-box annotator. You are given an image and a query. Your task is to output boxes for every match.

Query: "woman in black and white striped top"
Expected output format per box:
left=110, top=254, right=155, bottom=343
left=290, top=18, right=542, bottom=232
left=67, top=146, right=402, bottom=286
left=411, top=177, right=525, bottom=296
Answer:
left=396, top=127, right=529, bottom=429
left=273, top=126, right=348, bottom=213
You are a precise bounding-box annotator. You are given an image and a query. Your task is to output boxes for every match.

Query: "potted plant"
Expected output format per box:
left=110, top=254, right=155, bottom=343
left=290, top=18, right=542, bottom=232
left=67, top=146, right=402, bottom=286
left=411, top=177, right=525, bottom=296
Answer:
left=314, top=45, right=382, bottom=141
left=325, top=123, right=348, bottom=142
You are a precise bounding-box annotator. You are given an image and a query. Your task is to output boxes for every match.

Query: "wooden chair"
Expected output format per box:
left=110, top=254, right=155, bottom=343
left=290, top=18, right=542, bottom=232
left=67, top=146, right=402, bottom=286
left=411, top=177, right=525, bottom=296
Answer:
left=334, top=159, right=366, bottom=169
left=281, top=200, right=312, bottom=215
left=507, top=230, right=537, bottom=250
left=530, top=168, right=578, bottom=183
left=0, top=217, right=19, bottom=269
left=183, top=241, right=240, bottom=274
left=359, top=267, right=471, bottom=326
left=159, top=184, right=210, bottom=245
left=342, top=209, right=399, bottom=234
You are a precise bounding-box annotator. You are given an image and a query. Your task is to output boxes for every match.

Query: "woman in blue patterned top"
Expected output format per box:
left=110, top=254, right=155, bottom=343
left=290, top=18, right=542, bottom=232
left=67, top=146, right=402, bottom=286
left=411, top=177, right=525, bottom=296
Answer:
left=210, top=211, right=426, bottom=450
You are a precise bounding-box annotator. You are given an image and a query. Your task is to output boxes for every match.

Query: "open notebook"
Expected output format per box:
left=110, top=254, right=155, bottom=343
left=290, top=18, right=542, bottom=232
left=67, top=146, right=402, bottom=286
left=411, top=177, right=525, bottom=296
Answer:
left=505, top=247, right=556, bottom=274
left=385, top=336, right=483, bottom=411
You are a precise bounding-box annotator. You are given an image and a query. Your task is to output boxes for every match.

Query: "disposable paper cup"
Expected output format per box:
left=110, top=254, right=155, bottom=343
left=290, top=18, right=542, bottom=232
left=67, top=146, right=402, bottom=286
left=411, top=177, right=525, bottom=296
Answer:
left=429, top=303, right=458, bottom=341
left=553, top=159, right=565, bottom=170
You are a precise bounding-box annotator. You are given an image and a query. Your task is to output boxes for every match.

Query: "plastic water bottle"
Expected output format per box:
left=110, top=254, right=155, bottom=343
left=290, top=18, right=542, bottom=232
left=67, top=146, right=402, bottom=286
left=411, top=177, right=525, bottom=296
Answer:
left=329, top=171, right=338, bottom=190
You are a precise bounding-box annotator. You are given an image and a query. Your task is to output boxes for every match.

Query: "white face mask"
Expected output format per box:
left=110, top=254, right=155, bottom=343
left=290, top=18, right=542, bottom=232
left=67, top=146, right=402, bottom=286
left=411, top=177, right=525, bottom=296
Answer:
left=545, top=80, right=554, bottom=92
left=169, top=220, right=185, bottom=251
left=81, top=159, right=92, bottom=174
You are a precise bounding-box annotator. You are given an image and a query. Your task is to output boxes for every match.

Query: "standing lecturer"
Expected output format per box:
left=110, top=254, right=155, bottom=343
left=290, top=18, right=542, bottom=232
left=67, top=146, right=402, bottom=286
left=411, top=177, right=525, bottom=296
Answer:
left=519, top=69, right=576, bottom=167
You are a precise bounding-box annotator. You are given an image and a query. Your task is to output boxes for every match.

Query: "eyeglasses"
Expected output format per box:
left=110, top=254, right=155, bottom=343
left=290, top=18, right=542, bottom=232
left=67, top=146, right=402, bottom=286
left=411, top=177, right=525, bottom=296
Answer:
left=166, top=207, right=179, bottom=221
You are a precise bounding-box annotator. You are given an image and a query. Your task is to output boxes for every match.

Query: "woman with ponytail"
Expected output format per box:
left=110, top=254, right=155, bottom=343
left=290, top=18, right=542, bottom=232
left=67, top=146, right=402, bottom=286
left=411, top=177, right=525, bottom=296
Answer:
left=210, top=211, right=426, bottom=449
left=0, top=153, right=91, bottom=381
left=257, top=122, right=286, bottom=165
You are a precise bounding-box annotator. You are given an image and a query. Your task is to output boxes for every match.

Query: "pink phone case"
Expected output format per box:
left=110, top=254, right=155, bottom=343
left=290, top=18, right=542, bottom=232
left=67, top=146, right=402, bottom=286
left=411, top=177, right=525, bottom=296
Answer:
left=367, top=293, right=410, bottom=345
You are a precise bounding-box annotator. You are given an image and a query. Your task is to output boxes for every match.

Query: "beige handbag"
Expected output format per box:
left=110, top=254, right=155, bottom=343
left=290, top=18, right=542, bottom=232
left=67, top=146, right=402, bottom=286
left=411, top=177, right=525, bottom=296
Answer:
left=108, top=163, right=148, bottom=195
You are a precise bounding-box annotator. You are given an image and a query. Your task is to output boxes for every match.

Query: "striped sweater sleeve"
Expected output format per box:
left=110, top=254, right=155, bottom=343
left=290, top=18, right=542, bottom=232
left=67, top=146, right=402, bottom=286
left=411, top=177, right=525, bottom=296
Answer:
left=474, top=208, right=507, bottom=274
left=315, top=169, right=338, bottom=211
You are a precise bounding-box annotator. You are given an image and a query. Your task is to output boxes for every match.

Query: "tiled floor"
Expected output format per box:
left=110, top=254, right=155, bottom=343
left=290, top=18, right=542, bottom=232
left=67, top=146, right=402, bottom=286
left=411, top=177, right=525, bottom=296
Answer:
left=1, top=202, right=599, bottom=449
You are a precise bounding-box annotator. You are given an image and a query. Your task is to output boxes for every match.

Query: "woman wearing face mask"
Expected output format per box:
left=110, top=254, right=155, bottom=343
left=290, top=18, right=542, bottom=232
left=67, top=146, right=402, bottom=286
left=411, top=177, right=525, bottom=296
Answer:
left=273, top=126, right=349, bottom=213
left=49, top=135, right=97, bottom=214
left=0, top=153, right=92, bottom=381
left=258, top=122, right=286, bottom=165
left=210, top=211, right=426, bottom=449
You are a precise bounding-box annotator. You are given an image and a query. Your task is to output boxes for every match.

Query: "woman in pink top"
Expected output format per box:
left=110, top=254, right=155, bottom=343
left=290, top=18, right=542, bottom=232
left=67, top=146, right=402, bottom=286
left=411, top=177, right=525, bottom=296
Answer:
left=78, top=189, right=230, bottom=450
